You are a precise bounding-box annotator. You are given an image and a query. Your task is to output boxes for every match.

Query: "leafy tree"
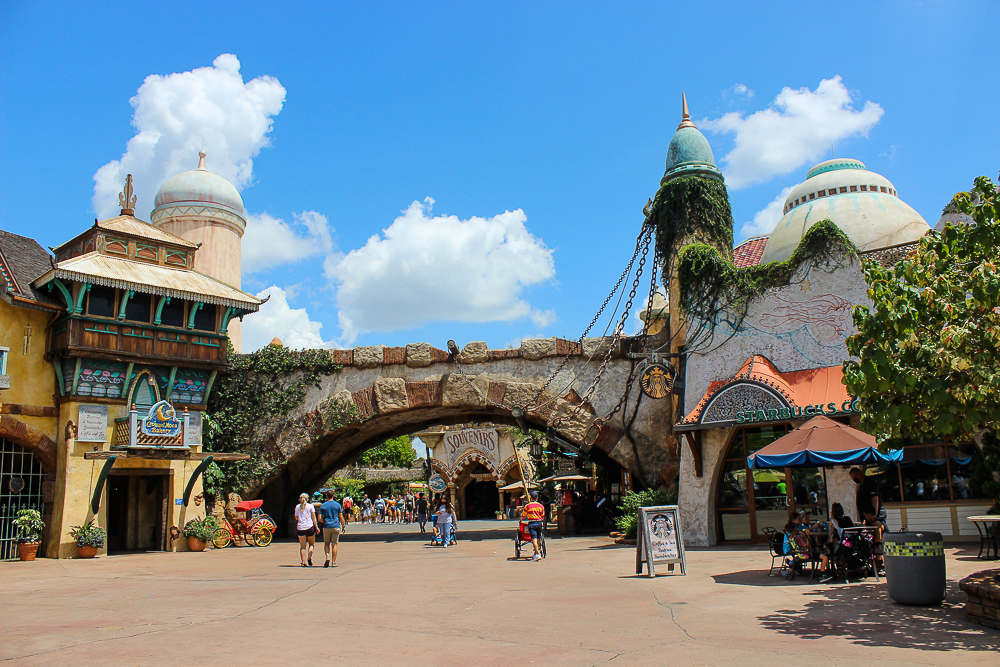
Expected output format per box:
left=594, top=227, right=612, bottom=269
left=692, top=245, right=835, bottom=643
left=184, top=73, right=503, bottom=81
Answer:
left=360, top=435, right=417, bottom=469
left=843, top=175, right=1000, bottom=501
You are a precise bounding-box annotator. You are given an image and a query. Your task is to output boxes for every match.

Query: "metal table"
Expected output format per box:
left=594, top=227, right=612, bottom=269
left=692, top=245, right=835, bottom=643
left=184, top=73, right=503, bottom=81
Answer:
left=967, top=516, right=1000, bottom=560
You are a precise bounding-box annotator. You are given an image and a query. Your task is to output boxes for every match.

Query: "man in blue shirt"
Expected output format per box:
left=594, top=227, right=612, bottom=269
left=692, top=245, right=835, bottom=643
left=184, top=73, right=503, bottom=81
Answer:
left=319, top=490, right=346, bottom=568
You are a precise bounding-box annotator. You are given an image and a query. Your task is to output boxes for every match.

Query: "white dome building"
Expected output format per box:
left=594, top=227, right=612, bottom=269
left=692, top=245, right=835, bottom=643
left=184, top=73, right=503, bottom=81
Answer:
left=150, top=152, right=248, bottom=350
left=759, top=159, right=930, bottom=264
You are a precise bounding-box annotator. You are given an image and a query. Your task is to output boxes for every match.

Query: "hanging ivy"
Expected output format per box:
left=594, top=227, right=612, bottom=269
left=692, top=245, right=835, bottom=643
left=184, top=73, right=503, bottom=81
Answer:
left=675, top=219, right=858, bottom=350
left=650, top=176, right=734, bottom=262
left=203, top=345, right=347, bottom=497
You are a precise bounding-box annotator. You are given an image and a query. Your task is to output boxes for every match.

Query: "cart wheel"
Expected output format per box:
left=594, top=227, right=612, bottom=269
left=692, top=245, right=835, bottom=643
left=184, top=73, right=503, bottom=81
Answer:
left=515, top=545, right=521, bottom=558
left=253, top=527, right=273, bottom=547
left=212, top=528, right=232, bottom=549
left=540, top=534, right=547, bottom=559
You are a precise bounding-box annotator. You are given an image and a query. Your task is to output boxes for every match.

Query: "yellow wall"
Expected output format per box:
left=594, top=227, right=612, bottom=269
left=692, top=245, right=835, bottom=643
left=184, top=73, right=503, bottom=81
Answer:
left=47, top=399, right=206, bottom=558
left=0, top=301, right=59, bottom=436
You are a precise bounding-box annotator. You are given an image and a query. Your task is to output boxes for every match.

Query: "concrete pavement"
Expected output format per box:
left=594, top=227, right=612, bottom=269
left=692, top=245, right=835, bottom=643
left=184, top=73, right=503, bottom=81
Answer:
left=1, top=523, right=997, bottom=666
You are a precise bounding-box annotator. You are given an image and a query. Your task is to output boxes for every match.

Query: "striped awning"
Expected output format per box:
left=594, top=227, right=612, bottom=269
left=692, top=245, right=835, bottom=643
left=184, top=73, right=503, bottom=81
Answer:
left=33, top=252, right=261, bottom=310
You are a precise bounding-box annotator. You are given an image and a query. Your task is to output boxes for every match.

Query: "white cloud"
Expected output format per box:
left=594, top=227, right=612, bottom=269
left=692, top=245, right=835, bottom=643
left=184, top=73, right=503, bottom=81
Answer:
left=739, top=186, right=793, bottom=239
left=731, top=83, right=753, bottom=98
left=93, top=54, right=286, bottom=218
left=702, top=76, right=884, bottom=189
left=242, top=286, right=330, bottom=351
left=242, top=210, right=334, bottom=274
left=325, top=198, right=556, bottom=344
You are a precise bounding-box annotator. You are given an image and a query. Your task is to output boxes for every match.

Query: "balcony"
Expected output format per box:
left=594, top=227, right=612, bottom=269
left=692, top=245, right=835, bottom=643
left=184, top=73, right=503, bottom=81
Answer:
left=50, top=317, right=228, bottom=367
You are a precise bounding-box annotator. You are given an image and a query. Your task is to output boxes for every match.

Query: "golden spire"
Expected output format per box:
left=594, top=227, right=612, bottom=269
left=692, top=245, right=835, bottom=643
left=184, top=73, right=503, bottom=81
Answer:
left=197, top=150, right=207, bottom=171
left=677, top=92, right=697, bottom=130
left=119, top=174, right=137, bottom=216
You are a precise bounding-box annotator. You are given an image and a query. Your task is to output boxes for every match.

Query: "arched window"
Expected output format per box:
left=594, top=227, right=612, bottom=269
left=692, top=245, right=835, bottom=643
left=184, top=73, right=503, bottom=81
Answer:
left=128, top=371, right=160, bottom=415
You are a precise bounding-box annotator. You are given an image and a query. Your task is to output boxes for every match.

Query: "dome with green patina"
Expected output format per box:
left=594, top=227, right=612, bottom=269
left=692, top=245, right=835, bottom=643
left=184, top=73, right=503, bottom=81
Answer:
left=661, top=94, right=724, bottom=185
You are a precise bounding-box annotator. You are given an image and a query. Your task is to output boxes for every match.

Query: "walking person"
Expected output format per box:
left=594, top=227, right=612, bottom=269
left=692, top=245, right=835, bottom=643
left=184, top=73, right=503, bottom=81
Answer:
left=318, top=490, right=346, bottom=568
left=522, top=490, right=546, bottom=561
left=374, top=495, right=385, bottom=523
left=341, top=494, right=353, bottom=527
left=294, top=493, right=319, bottom=567
left=416, top=493, right=428, bottom=533
left=436, top=499, right=457, bottom=548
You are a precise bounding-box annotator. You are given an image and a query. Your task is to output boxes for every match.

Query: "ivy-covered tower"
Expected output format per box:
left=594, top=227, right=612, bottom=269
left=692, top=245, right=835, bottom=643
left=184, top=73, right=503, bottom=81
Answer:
left=649, top=94, right=734, bottom=415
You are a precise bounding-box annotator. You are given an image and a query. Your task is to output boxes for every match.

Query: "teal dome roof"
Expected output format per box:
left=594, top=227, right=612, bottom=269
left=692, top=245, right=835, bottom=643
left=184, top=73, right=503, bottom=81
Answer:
left=661, top=95, right=723, bottom=185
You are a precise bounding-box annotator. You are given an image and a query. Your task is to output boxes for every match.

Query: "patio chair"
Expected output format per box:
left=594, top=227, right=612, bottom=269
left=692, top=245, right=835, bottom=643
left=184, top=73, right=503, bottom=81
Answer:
left=781, top=532, right=818, bottom=583
left=762, top=527, right=786, bottom=576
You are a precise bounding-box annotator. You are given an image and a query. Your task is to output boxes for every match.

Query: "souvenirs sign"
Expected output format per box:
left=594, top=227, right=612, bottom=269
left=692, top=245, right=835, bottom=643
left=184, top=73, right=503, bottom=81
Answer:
left=77, top=405, right=109, bottom=442
left=428, top=474, right=447, bottom=494
left=443, top=428, right=500, bottom=472
left=639, top=362, right=675, bottom=400
left=635, top=505, right=686, bottom=577
left=141, top=400, right=183, bottom=439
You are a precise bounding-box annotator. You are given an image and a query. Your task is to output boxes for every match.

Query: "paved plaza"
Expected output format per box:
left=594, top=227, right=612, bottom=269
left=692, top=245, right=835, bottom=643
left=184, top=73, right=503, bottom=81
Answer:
left=2, top=522, right=997, bottom=666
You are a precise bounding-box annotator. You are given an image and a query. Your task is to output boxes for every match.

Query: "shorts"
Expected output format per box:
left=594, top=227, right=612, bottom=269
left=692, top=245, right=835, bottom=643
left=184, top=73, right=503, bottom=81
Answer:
left=865, top=510, right=888, bottom=530
left=417, top=512, right=427, bottom=523
left=527, top=521, right=543, bottom=539
left=323, top=527, right=341, bottom=545
left=297, top=527, right=317, bottom=537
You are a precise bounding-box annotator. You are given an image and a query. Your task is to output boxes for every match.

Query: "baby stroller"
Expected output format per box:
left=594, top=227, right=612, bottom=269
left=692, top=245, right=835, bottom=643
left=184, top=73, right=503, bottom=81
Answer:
left=835, top=528, right=880, bottom=582
left=431, top=523, right=458, bottom=546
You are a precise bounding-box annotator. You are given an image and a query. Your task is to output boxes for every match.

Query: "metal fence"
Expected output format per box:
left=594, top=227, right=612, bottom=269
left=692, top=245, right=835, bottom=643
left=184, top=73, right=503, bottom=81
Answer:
left=0, top=439, right=45, bottom=560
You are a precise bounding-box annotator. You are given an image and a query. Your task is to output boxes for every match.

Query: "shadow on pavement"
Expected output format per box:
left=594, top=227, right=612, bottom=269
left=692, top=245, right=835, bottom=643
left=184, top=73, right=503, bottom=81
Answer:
left=712, top=569, right=804, bottom=587
left=758, top=580, right=1000, bottom=651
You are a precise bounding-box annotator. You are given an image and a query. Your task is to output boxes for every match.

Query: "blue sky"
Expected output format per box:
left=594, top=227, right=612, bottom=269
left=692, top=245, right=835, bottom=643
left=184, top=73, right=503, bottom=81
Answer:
left=2, top=2, right=997, bottom=352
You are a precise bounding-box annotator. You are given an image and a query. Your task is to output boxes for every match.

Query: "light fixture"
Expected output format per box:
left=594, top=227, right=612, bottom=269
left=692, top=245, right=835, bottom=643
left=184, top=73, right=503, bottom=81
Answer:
left=447, top=340, right=460, bottom=356
left=529, top=439, right=543, bottom=459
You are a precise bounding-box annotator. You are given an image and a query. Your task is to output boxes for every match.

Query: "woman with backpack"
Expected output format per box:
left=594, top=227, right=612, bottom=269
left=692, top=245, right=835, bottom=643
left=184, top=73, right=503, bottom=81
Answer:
left=818, top=503, right=854, bottom=583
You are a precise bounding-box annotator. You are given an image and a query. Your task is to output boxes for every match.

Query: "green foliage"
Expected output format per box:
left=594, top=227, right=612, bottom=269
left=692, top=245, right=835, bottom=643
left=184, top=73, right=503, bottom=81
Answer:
left=676, top=220, right=857, bottom=350
left=325, top=477, right=367, bottom=500
left=360, top=435, right=417, bottom=469
left=651, top=176, right=734, bottom=261
left=614, top=489, right=671, bottom=537
left=182, top=515, right=219, bottom=542
left=204, top=345, right=348, bottom=497
left=843, top=176, right=1000, bottom=447
left=69, top=520, right=107, bottom=548
left=13, top=508, right=44, bottom=544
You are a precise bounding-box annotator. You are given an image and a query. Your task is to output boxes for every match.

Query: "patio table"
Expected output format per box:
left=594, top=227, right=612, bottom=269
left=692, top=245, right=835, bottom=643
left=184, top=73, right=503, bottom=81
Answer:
left=967, top=516, right=1000, bottom=560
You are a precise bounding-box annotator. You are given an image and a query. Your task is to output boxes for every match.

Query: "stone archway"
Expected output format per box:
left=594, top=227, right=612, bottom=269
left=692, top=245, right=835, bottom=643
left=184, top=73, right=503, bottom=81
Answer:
left=0, top=415, right=57, bottom=472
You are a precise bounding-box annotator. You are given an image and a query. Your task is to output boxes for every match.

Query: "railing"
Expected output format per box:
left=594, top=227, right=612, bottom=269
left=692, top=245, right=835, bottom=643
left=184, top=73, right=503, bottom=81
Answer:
left=50, top=317, right=228, bottom=366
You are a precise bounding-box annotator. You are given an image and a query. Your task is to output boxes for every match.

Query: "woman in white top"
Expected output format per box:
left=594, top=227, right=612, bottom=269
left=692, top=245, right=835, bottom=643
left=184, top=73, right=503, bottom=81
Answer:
left=294, top=493, right=318, bottom=567
left=436, top=500, right=457, bottom=548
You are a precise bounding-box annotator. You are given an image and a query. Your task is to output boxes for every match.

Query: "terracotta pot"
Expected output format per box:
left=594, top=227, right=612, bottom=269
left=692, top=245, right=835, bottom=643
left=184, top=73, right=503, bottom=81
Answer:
left=187, top=536, right=207, bottom=552
left=17, top=543, right=39, bottom=561
left=77, top=545, right=99, bottom=559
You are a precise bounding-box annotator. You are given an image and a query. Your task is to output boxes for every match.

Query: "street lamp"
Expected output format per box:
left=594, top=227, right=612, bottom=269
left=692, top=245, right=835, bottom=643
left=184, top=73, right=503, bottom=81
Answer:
left=529, top=439, right=543, bottom=459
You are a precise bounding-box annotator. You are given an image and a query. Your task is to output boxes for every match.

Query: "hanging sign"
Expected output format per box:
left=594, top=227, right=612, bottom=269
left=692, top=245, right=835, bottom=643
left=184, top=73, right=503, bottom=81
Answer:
left=639, top=362, right=674, bottom=399
left=428, top=474, right=447, bottom=494
left=141, top=400, right=183, bottom=438
left=77, top=405, right=109, bottom=442
left=184, top=411, right=203, bottom=446
left=635, top=505, right=686, bottom=577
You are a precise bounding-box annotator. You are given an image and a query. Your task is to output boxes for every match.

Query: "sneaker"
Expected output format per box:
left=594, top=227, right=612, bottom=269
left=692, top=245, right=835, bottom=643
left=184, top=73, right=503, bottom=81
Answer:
left=819, top=572, right=834, bottom=584
left=324, top=560, right=330, bottom=568
left=532, top=553, right=541, bottom=561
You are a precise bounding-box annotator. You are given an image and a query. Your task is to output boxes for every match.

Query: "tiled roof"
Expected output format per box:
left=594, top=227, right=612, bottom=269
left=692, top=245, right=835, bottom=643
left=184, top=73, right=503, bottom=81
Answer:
left=0, top=229, right=63, bottom=308
left=52, top=215, right=198, bottom=252
left=34, top=252, right=260, bottom=310
left=678, top=355, right=852, bottom=429
left=733, top=235, right=769, bottom=268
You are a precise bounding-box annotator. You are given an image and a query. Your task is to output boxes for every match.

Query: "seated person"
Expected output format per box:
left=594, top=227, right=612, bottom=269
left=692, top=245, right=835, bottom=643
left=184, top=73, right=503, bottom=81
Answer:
left=782, top=513, right=817, bottom=568
left=818, top=503, right=854, bottom=583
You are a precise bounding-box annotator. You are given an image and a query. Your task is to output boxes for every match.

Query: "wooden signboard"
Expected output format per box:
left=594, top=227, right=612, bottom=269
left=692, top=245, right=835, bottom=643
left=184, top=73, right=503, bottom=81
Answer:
left=635, top=505, right=686, bottom=577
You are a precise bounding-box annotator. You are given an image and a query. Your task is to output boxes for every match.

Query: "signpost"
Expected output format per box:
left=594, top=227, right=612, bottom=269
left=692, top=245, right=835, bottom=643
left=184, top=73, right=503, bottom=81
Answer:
left=635, top=505, right=686, bottom=577
left=428, top=474, right=447, bottom=494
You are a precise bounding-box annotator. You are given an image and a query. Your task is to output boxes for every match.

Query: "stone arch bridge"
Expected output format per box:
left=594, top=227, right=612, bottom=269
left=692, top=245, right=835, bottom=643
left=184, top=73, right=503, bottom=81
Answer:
left=248, top=336, right=677, bottom=517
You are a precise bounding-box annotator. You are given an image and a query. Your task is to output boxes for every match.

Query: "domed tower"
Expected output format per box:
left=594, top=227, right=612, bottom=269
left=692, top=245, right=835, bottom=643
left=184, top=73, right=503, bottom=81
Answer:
left=150, top=152, right=248, bottom=351
left=759, top=158, right=930, bottom=263
left=661, top=94, right=724, bottom=186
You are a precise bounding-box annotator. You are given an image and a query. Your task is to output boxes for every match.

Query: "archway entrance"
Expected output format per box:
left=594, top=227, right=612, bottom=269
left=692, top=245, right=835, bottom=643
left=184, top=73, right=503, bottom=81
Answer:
left=463, top=479, right=500, bottom=519
left=0, top=439, right=45, bottom=560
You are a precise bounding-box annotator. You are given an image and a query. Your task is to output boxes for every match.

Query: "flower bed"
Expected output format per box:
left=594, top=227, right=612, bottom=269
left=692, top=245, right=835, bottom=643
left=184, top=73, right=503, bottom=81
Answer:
left=959, top=569, right=1000, bottom=630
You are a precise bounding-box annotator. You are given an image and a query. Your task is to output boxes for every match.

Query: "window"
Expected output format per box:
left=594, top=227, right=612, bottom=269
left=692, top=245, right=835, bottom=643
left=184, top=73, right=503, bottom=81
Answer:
left=818, top=190, right=826, bottom=197
left=192, top=304, right=217, bottom=332
left=860, top=185, right=867, bottom=191
left=158, top=299, right=185, bottom=328
left=850, top=185, right=857, bottom=192
left=0, top=346, right=8, bottom=374
left=880, top=186, right=887, bottom=193
left=125, top=294, right=152, bottom=323
left=873, top=443, right=986, bottom=503
left=87, top=285, right=116, bottom=318
left=840, top=187, right=848, bottom=193
left=809, top=192, right=815, bottom=200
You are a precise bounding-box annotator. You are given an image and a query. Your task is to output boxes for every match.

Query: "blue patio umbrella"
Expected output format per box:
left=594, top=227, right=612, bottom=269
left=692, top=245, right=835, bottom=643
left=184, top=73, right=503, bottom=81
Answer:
left=747, top=415, right=903, bottom=469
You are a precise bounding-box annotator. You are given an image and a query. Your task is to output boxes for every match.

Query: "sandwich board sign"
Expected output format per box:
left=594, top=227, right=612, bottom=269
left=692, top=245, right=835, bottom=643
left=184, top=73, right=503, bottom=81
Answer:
left=635, top=505, right=686, bottom=577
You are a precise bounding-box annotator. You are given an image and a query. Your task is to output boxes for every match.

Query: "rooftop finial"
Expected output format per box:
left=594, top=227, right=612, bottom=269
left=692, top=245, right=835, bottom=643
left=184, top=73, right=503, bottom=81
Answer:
left=677, top=92, right=697, bottom=130
left=119, top=174, right=137, bottom=216
left=197, top=150, right=207, bottom=171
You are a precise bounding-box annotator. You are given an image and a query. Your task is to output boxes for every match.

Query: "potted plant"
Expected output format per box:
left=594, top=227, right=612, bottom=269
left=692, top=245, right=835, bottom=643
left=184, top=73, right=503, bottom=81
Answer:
left=69, top=520, right=107, bottom=558
left=495, top=510, right=505, bottom=521
left=13, top=508, right=45, bottom=561
left=182, top=515, right=219, bottom=552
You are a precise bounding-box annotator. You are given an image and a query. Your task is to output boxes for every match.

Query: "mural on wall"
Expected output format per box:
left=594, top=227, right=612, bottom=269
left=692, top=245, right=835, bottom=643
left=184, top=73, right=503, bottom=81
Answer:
left=684, top=255, right=869, bottom=411
left=68, top=359, right=128, bottom=398
left=170, top=368, right=212, bottom=404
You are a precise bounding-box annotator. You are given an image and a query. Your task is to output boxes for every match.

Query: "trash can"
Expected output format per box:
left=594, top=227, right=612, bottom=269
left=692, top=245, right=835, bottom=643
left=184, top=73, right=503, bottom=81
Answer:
left=883, top=532, right=946, bottom=605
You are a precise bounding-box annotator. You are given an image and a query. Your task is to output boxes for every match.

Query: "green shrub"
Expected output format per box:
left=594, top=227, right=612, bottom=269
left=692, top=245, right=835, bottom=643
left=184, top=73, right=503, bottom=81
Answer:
left=182, top=515, right=219, bottom=542
left=614, top=489, right=673, bottom=537
left=13, top=508, right=44, bottom=544
left=69, top=520, right=107, bottom=548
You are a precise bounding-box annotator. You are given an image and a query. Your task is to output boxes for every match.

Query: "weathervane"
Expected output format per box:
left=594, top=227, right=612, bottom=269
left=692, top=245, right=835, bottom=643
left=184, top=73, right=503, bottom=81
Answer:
left=119, top=174, right=137, bottom=215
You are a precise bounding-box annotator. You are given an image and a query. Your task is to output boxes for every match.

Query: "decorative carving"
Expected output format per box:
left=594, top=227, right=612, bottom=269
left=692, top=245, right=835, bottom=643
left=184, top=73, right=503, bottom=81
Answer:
left=119, top=174, right=137, bottom=214
left=64, top=420, right=77, bottom=442
left=701, top=382, right=787, bottom=425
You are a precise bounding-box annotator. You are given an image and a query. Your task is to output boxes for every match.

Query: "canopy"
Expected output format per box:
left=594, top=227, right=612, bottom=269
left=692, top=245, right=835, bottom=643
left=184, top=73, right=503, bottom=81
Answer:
left=499, top=480, right=538, bottom=491
left=747, top=415, right=903, bottom=469
left=537, top=474, right=592, bottom=482
left=235, top=500, right=263, bottom=511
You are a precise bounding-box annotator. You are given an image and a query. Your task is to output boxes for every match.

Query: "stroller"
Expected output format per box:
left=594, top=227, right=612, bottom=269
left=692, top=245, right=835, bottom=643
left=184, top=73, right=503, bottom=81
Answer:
left=431, top=522, right=458, bottom=546
left=834, top=528, right=880, bottom=582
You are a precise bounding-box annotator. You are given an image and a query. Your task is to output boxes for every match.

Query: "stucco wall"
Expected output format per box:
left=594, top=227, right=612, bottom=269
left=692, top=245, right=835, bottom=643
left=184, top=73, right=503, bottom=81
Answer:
left=678, top=426, right=733, bottom=546
left=0, top=302, right=58, bottom=436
